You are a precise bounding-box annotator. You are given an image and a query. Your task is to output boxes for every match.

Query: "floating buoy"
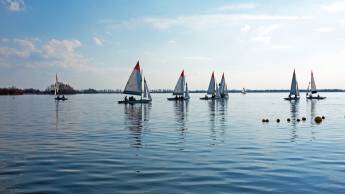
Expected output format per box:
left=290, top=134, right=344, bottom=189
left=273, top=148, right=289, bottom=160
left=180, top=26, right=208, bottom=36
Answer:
left=262, top=119, right=266, bottom=122
left=314, top=116, right=322, bottom=124
left=276, top=119, right=280, bottom=123
left=287, top=118, right=291, bottom=122
left=266, top=119, right=269, bottom=122
left=302, top=117, right=306, bottom=121
left=297, top=118, right=301, bottom=122
left=322, top=116, right=325, bottom=120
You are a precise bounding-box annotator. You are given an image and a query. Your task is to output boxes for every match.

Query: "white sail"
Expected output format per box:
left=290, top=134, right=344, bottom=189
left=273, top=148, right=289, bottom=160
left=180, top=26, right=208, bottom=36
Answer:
left=310, top=71, right=317, bottom=94
left=173, top=70, right=185, bottom=95
left=54, top=73, right=59, bottom=96
left=289, top=70, right=299, bottom=96
left=215, top=83, right=221, bottom=98
left=219, top=73, right=226, bottom=95
left=185, top=82, right=190, bottom=99
left=207, top=72, right=216, bottom=95
left=143, top=78, right=152, bottom=100
left=123, top=61, right=142, bottom=96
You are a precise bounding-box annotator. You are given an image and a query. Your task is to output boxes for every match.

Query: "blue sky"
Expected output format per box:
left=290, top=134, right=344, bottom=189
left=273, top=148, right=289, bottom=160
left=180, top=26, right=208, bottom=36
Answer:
left=1, top=0, right=345, bottom=90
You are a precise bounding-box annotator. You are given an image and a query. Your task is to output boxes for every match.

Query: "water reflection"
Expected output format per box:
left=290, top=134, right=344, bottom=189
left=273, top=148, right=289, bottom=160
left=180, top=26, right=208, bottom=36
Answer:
left=124, top=104, right=151, bottom=148
left=173, top=101, right=188, bottom=137
left=289, top=100, right=299, bottom=141
left=55, top=101, right=59, bottom=130
left=208, top=100, right=216, bottom=142
left=217, top=99, right=228, bottom=137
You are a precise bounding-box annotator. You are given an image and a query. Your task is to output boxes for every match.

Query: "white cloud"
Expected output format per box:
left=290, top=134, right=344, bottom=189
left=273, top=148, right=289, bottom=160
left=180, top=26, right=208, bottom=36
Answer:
left=323, top=1, right=345, bottom=13
left=93, top=37, right=105, bottom=46
left=168, top=40, right=176, bottom=44
left=252, top=25, right=279, bottom=44
left=217, top=3, right=256, bottom=12
left=241, top=24, right=251, bottom=32
left=2, top=0, right=24, bottom=12
left=315, top=27, right=336, bottom=32
left=183, top=56, right=212, bottom=61
left=0, top=38, right=90, bottom=69
left=143, top=14, right=311, bottom=29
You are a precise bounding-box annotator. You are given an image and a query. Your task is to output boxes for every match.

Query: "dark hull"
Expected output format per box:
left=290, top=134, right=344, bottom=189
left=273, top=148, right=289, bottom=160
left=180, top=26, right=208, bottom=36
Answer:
left=118, top=99, right=151, bottom=104
left=307, top=96, right=326, bottom=100
left=284, top=97, right=300, bottom=101
left=55, top=97, right=68, bottom=101
left=167, top=97, right=189, bottom=101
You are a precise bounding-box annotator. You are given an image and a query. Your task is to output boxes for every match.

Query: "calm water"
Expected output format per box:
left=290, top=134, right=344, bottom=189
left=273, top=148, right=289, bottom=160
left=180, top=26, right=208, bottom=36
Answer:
left=1, top=93, right=345, bottom=194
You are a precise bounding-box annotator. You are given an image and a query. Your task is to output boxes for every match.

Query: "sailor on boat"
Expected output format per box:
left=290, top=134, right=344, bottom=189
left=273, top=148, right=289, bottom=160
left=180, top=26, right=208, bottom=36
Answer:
left=118, top=61, right=152, bottom=104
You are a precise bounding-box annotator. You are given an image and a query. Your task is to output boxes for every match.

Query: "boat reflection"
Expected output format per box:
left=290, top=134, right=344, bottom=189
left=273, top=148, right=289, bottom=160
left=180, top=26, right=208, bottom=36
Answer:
left=208, top=100, right=216, bottom=143
left=289, top=100, right=299, bottom=141
left=124, top=104, right=151, bottom=148
left=173, top=101, right=188, bottom=137
left=55, top=100, right=59, bottom=130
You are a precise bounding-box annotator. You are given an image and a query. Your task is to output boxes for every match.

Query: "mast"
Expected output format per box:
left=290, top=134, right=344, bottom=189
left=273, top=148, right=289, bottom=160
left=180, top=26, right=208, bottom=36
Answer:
left=173, top=70, right=185, bottom=96
left=123, top=61, right=142, bottom=96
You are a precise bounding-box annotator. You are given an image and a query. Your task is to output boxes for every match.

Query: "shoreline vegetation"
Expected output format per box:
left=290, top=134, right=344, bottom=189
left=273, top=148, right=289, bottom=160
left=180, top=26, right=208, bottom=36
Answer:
left=0, top=87, right=344, bottom=95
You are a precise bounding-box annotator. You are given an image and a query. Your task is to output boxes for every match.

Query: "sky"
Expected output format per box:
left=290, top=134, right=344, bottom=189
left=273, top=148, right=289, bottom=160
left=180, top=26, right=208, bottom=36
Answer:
left=1, top=0, right=345, bottom=90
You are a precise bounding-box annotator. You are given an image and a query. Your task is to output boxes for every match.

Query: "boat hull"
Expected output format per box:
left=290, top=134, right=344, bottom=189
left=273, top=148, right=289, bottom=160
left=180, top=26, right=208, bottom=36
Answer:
left=284, top=97, right=300, bottom=101
left=118, top=99, right=151, bottom=104
left=167, top=97, right=189, bottom=101
left=55, top=97, right=68, bottom=101
left=307, top=96, right=326, bottom=100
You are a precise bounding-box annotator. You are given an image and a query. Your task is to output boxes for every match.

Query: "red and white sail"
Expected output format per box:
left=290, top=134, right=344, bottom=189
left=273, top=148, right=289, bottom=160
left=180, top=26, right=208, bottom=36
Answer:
left=289, top=69, right=299, bottom=96
left=219, top=73, right=226, bottom=95
left=310, top=71, right=317, bottom=94
left=123, top=61, right=142, bottom=96
left=173, top=70, right=185, bottom=95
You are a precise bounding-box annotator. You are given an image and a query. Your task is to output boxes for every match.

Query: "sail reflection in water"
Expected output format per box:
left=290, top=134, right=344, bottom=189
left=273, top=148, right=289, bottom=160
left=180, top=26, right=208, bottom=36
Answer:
left=173, top=101, right=188, bottom=137
left=124, top=104, right=151, bottom=148
left=289, top=100, right=299, bottom=141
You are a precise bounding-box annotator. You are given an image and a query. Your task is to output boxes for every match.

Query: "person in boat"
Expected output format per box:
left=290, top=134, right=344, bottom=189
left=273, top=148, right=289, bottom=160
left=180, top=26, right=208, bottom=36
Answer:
left=62, top=95, right=65, bottom=99
left=212, top=94, right=215, bottom=99
left=124, top=96, right=128, bottom=102
left=317, top=94, right=320, bottom=98
left=204, top=95, right=208, bottom=99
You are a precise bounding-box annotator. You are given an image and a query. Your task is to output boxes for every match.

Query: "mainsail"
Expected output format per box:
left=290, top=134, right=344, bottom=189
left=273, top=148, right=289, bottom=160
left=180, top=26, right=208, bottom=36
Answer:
left=123, top=61, right=142, bottom=96
left=289, top=70, right=299, bottom=96
left=310, top=71, right=317, bottom=94
left=173, top=70, right=185, bottom=95
left=185, top=82, right=190, bottom=99
left=207, top=72, right=216, bottom=95
left=54, top=73, right=59, bottom=96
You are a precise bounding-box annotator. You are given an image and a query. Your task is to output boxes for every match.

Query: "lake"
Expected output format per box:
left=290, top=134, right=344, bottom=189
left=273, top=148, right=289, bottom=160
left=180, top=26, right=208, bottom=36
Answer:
left=1, top=93, right=345, bottom=194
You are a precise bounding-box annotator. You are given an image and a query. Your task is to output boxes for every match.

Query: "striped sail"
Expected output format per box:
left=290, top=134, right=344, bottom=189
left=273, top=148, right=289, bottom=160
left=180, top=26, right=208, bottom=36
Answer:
left=207, top=72, right=216, bottom=95
left=173, top=70, right=185, bottom=95
left=123, top=61, right=142, bottom=96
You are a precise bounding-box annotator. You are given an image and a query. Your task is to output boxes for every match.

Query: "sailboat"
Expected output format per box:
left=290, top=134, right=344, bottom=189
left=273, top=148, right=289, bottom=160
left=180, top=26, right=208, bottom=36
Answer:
left=54, top=74, right=67, bottom=101
left=167, top=70, right=189, bottom=101
left=284, top=69, right=300, bottom=101
left=200, top=72, right=216, bottom=100
left=118, top=61, right=152, bottom=104
left=219, top=73, right=229, bottom=99
left=306, top=71, right=326, bottom=100
left=241, top=88, right=247, bottom=94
